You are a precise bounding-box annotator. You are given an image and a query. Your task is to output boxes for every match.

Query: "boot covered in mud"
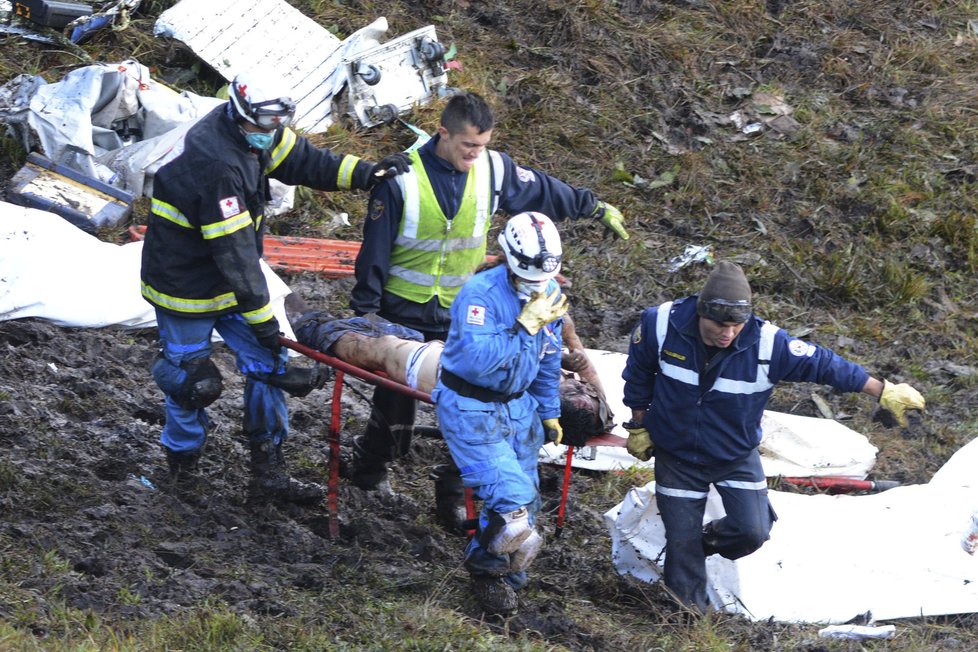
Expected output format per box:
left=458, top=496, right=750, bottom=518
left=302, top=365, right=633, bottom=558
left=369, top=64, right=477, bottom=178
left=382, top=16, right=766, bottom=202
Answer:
left=430, top=463, right=468, bottom=535
left=263, top=364, right=329, bottom=397
left=471, top=575, right=518, bottom=616
left=249, top=439, right=324, bottom=504
left=348, top=434, right=390, bottom=490
left=164, top=446, right=202, bottom=485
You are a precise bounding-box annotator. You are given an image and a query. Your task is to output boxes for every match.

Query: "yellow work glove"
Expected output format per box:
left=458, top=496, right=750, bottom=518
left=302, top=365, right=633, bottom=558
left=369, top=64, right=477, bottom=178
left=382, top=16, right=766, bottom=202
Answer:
left=623, top=420, right=653, bottom=461
left=593, top=201, right=629, bottom=240
left=516, top=287, right=568, bottom=335
left=542, top=418, right=563, bottom=445
left=879, top=380, right=925, bottom=427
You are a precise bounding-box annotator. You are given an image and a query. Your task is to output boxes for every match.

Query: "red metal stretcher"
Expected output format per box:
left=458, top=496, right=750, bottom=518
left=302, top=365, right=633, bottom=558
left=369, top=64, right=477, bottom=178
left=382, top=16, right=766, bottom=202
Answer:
left=280, top=336, right=626, bottom=540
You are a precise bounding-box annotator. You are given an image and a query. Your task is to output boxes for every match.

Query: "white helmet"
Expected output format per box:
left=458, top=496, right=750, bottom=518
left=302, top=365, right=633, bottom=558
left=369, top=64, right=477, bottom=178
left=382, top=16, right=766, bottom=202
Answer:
left=498, top=211, right=562, bottom=281
left=229, top=70, right=296, bottom=130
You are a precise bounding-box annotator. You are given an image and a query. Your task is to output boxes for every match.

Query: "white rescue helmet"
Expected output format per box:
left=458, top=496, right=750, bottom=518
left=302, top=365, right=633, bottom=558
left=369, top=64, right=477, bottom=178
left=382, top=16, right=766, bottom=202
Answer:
left=229, top=70, right=296, bottom=130
left=498, top=211, right=562, bottom=281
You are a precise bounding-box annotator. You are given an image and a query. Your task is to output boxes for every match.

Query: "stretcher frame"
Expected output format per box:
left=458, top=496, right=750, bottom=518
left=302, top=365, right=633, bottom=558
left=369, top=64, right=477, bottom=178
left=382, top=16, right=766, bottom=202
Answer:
left=281, top=336, right=626, bottom=540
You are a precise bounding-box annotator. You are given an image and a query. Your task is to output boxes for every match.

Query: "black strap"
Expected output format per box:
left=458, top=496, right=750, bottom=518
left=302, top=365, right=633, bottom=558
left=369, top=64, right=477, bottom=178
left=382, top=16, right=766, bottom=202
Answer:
left=440, top=369, right=523, bottom=404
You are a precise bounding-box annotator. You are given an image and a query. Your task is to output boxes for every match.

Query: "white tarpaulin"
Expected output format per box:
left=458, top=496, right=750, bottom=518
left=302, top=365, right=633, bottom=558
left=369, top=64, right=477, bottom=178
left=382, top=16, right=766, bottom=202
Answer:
left=0, top=201, right=295, bottom=338
left=540, top=349, right=879, bottom=478
left=605, top=436, right=978, bottom=623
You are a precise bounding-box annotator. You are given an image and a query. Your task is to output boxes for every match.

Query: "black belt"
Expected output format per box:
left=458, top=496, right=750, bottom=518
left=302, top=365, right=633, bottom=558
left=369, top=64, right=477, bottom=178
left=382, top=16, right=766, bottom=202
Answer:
left=440, top=369, right=524, bottom=404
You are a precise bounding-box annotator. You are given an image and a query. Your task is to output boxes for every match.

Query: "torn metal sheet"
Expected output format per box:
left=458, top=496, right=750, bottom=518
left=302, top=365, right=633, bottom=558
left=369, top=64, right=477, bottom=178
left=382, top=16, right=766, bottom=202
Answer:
left=154, top=0, right=450, bottom=131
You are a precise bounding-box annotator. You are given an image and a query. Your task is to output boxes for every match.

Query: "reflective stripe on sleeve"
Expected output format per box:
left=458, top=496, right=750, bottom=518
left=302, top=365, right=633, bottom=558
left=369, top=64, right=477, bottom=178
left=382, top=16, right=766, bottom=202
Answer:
left=151, top=198, right=192, bottom=228
left=266, top=128, right=297, bottom=174
left=201, top=212, right=253, bottom=240
left=337, top=154, right=361, bottom=189
left=241, top=303, right=275, bottom=325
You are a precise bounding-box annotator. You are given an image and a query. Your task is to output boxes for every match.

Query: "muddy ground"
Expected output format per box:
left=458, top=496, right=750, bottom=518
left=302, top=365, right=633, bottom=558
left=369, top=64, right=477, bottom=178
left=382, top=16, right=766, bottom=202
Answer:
left=0, top=273, right=657, bottom=647
left=2, top=0, right=978, bottom=649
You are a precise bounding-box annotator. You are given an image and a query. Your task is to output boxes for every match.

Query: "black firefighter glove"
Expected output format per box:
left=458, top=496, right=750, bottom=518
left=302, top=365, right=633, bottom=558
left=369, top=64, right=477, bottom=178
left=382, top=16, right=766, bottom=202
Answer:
left=367, top=153, right=411, bottom=188
left=251, top=318, right=283, bottom=358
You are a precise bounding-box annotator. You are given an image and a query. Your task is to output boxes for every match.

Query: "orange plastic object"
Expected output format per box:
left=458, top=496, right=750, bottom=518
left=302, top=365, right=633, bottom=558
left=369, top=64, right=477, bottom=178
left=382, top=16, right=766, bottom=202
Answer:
left=128, top=225, right=360, bottom=277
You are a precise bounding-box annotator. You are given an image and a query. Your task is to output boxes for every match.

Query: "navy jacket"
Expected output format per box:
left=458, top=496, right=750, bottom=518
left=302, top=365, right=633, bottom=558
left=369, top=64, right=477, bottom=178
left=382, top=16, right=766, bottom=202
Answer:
left=622, top=296, right=870, bottom=466
left=141, top=103, right=373, bottom=321
left=350, top=134, right=598, bottom=334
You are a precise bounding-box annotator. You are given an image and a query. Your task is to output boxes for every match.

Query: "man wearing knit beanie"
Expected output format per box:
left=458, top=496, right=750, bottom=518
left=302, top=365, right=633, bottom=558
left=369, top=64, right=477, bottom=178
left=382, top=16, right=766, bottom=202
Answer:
left=620, top=260, right=925, bottom=614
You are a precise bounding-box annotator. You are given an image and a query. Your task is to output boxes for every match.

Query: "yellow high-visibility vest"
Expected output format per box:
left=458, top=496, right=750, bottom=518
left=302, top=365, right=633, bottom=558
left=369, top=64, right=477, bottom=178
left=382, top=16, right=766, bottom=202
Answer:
left=385, top=148, right=503, bottom=307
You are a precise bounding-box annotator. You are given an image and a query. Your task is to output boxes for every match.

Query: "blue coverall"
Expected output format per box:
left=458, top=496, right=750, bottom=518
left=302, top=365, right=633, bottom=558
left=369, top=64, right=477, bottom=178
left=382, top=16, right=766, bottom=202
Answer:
left=432, top=264, right=562, bottom=587
left=622, top=296, right=870, bottom=610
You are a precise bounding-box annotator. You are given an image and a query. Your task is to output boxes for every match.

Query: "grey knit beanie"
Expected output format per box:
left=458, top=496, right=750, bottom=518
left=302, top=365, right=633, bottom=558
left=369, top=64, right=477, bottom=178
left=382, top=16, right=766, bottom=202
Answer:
left=697, top=261, right=752, bottom=322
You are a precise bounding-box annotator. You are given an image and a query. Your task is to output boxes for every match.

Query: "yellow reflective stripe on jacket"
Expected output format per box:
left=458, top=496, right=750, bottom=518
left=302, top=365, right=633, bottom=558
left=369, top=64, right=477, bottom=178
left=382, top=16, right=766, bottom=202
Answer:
left=141, top=281, right=238, bottom=314
left=200, top=212, right=253, bottom=240
left=241, top=302, right=275, bottom=325
left=266, top=127, right=297, bottom=174
left=385, top=149, right=491, bottom=308
left=337, top=154, right=361, bottom=189
left=151, top=198, right=192, bottom=228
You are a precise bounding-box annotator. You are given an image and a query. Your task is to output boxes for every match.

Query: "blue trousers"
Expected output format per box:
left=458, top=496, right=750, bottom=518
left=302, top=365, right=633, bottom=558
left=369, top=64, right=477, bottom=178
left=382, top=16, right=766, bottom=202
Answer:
left=654, top=449, right=776, bottom=611
left=435, top=388, right=543, bottom=588
left=152, top=309, right=289, bottom=453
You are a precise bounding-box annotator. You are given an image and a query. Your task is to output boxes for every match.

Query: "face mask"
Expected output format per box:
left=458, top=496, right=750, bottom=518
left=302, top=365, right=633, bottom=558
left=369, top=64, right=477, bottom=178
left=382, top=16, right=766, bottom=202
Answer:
left=245, top=131, right=275, bottom=150
left=515, top=278, right=548, bottom=300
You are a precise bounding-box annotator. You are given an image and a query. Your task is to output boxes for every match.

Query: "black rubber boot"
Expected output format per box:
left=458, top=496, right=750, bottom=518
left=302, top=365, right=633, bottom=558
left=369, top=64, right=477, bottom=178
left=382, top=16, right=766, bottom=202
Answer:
left=471, top=575, right=518, bottom=616
left=430, top=463, right=468, bottom=535
left=165, top=446, right=202, bottom=484
left=263, top=364, right=328, bottom=397
left=349, top=434, right=389, bottom=490
left=249, top=439, right=324, bottom=504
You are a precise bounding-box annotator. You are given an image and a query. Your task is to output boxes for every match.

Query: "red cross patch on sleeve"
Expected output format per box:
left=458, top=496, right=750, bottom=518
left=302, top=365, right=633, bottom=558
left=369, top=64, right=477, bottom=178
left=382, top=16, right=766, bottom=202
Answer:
left=466, top=304, right=486, bottom=326
left=219, top=196, right=241, bottom=219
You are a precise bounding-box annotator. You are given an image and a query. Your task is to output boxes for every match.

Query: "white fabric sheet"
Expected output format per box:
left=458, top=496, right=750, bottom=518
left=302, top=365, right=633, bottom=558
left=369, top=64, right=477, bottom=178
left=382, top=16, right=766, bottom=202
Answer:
left=605, top=436, right=978, bottom=623
left=0, top=202, right=294, bottom=339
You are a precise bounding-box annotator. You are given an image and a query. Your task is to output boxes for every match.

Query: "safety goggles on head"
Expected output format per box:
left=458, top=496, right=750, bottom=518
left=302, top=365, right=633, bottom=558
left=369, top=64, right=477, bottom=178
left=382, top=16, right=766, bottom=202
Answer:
left=250, top=97, right=296, bottom=130
left=698, top=298, right=752, bottom=324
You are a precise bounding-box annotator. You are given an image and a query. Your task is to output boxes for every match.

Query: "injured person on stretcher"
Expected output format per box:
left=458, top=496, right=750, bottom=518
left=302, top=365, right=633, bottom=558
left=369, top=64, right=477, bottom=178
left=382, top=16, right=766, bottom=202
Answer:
left=285, top=294, right=615, bottom=446
left=284, top=293, right=615, bottom=531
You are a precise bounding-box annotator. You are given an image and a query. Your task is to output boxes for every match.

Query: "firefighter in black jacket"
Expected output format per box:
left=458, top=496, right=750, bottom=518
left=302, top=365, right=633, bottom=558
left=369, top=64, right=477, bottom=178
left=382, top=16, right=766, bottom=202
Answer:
left=140, top=69, right=409, bottom=502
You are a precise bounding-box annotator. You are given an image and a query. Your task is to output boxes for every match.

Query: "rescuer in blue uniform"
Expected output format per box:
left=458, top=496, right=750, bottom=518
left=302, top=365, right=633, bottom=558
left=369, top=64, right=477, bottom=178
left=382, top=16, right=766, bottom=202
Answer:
left=432, top=211, right=568, bottom=615
left=349, top=91, right=628, bottom=500
left=621, top=261, right=926, bottom=612
left=141, top=68, right=409, bottom=502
